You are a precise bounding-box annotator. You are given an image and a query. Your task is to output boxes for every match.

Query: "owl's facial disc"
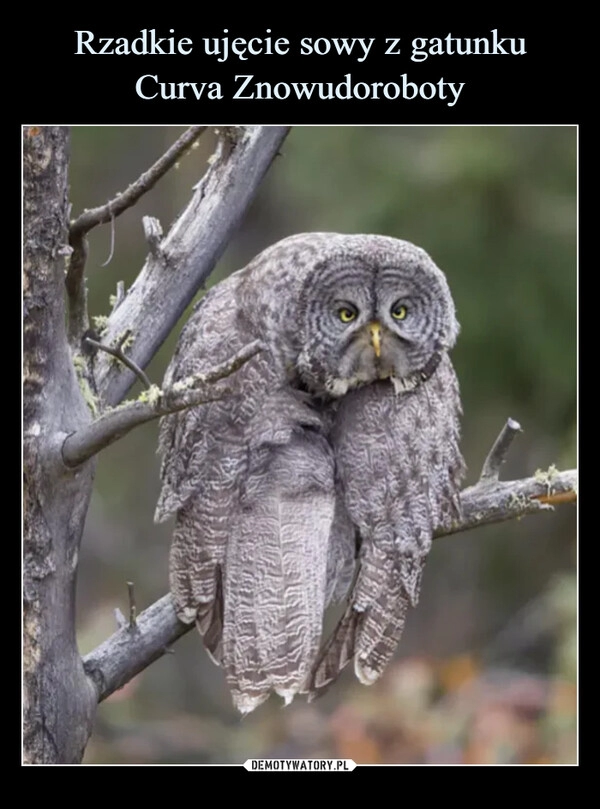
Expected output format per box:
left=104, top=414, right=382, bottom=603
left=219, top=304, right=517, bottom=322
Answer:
left=295, top=253, right=456, bottom=397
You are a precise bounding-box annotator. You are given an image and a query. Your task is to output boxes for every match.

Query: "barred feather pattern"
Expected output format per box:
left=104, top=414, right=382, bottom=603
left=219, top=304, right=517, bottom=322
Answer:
left=155, top=233, right=465, bottom=712
left=310, top=360, right=464, bottom=693
left=155, top=266, right=337, bottom=714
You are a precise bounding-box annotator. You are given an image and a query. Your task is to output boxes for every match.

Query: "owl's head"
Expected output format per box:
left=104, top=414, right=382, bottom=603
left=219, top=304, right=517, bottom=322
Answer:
left=289, top=233, right=459, bottom=397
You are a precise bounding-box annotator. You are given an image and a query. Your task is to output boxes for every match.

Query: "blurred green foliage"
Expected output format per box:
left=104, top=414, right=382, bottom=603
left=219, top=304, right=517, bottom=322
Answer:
left=68, top=126, right=576, bottom=764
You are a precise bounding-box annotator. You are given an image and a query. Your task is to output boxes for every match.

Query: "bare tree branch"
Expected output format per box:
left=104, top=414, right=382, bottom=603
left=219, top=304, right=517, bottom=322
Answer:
left=127, top=582, right=137, bottom=629
left=66, top=126, right=207, bottom=346
left=92, top=126, right=290, bottom=408
left=62, top=340, right=263, bottom=468
left=83, top=466, right=577, bottom=704
left=84, top=595, right=189, bottom=703
left=69, top=127, right=207, bottom=240
left=111, top=281, right=126, bottom=313
left=436, top=468, right=577, bottom=537
left=479, top=417, right=522, bottom=481
left=85, top=331, right=151, bottom=390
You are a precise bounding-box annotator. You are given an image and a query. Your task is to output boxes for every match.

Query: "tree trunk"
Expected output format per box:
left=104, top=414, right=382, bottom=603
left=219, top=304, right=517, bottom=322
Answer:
left=23, top=126, right=96, bottom=764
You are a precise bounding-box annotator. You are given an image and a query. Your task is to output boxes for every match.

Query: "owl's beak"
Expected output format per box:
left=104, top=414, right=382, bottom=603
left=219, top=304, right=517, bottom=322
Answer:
left=369, top=321, right=382, bottom=358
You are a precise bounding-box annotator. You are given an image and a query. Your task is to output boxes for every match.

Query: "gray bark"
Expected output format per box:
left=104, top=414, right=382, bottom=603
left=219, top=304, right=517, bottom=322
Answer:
left=23, top=126, right=97, bottom=763
left=84, top=596, right=188, bottom=702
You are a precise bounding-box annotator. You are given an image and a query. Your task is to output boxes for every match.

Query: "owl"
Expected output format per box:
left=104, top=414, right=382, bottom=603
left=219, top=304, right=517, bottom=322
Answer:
left=155, top=233, right=465, bottom=714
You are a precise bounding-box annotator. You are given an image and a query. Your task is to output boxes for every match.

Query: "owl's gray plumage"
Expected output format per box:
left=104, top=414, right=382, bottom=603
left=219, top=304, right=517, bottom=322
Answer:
left=155, top=232, right=465, bottom=713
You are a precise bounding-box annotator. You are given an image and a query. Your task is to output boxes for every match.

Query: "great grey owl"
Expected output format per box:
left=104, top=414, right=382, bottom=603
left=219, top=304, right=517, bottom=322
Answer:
left=155, top=233, right=465, bottom=714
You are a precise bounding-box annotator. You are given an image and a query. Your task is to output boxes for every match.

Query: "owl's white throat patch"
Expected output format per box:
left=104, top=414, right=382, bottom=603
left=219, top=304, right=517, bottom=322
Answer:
left=326, top=371, right=420, bottom=398
left=325, top=369, right=376, bottom=397
left=325, top=377, right=353, bottom=397
left=391, top=374, right=421, bottom=395
left=326, top=367, right=426, bottom=398
left=326, top=351, right=443, bottom=397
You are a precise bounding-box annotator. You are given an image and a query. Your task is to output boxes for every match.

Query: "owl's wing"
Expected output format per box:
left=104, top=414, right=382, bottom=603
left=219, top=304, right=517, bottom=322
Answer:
left=155, top=280, right=247, bottom=522
left=156, top=280, right=335, bottom=713
left=310, top=358, right=464, bottom=694
left=219, top=414, right=334, bottom=712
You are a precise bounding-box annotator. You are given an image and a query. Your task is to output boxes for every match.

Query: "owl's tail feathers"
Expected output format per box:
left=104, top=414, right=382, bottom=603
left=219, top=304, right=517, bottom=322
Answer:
left=171, top=551, right=271, bottom=716
left=308, top=606, right=363, bottom=697
left=309, top=553, right=417, bottom=697
left=169, top=507, right=228, bottom=671
left=220, top=488, right=333, bottom=715
left=308, top=598, right=411, bottom=698
left=169, top=426, right=335, bottom=715
left=351, top=591, right=411, bottom=686
left=196, top=565, right=224, bottom=665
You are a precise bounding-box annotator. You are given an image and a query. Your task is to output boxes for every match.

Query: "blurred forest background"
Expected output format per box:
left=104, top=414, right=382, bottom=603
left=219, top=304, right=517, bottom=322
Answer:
left=69, top=126, right=576, bottom=765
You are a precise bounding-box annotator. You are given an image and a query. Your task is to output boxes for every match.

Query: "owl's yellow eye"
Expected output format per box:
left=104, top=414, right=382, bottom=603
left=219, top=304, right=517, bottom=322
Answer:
left=391, top=302, right=408, bottom=321
left=338, top=306, right=357, bottom=323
